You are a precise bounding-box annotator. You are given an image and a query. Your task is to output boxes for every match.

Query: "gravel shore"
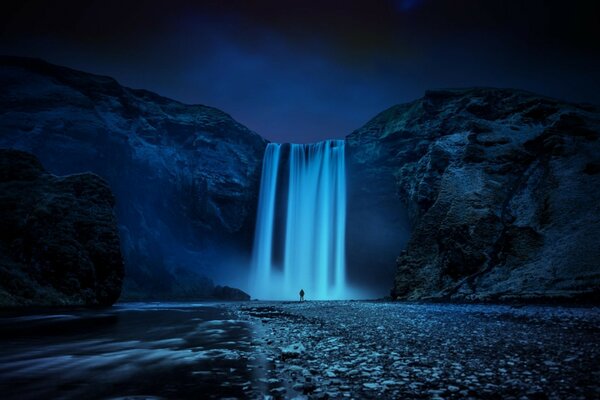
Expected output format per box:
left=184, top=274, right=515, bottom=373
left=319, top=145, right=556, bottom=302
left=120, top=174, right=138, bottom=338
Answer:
left=232, top=301, right=600, bottom=400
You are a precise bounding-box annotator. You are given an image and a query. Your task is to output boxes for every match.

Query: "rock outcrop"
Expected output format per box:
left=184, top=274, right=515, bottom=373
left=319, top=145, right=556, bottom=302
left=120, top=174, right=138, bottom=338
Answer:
left=0, top=56, right=267, bottom=299
left=347, top=88, right=600, bottom=302
left=0, top=149, right=124, bottom=306
left=212, top=285, right=251, bottom=301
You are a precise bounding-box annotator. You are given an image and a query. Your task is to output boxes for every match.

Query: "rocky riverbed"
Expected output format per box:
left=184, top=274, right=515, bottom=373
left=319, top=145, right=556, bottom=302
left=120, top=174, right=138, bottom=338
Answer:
left=0, top=301, right=598, bottom=399
left=232, top=301, right=600, bottom=400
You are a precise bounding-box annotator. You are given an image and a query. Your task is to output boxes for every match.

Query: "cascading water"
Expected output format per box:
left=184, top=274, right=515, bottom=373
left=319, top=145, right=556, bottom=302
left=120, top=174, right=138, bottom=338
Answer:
left=250, top=140, right=347, bottom=300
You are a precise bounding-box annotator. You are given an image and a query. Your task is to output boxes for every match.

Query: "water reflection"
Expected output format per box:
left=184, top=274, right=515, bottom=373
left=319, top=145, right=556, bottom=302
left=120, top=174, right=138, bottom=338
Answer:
left=0, top=303, right=258, bottom=399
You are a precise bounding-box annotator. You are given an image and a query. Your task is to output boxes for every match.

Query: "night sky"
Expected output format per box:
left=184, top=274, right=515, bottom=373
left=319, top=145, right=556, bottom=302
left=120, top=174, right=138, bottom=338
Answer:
left=1, top=0, right=599, bottom=143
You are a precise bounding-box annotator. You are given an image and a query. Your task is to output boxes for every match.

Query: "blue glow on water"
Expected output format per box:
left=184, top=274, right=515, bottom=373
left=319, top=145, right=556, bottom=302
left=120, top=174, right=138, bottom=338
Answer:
left=251, top=140, right=348, bottom=300
left=251, top=144, right=281, bottom=292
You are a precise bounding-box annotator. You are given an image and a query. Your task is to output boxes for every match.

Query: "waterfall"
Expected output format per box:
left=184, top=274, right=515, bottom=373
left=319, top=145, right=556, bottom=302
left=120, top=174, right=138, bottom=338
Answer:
left=251, top=140, right=347, bottom=300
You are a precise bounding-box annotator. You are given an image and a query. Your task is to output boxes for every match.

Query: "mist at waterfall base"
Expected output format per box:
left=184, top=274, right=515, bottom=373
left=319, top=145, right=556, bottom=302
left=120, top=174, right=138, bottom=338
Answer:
left=248, top=140, right=378, bottom=300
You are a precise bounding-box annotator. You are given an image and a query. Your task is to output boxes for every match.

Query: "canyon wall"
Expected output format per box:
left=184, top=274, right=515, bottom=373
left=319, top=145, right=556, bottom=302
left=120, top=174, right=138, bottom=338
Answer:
left=0, top=56, right=266, bottom=299
left=347, top=88, right=600, bottom=302
left=3, top=56, right=598, bottom=303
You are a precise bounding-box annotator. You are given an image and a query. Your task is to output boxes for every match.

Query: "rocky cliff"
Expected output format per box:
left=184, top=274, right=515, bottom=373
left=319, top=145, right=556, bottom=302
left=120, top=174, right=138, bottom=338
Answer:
left=3, top=56, right=598, bottom=303
left=0, top=149, right=124, bottom=306
left=0, top=56, right=267, bottom=299
left=347, top=88, right=600, bottom=302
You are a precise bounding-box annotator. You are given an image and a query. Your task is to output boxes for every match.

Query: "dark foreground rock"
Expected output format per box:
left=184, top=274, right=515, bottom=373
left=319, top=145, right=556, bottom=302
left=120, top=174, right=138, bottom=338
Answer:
left=0, top=56, right=267, bottom=299
left=213, top=285, right=251, bottom=301
left=234, top=301, right=600, bottom=400
left=0, top=149, right=123, bottom=306
left=347, top=88, right=600, bottom=302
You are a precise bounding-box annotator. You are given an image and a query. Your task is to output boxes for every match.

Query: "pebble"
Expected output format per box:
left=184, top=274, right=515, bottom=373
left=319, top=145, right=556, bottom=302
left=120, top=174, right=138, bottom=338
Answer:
left=363, top=382, right=380, bottom=390
left=447, top=385, right=460, bottom=392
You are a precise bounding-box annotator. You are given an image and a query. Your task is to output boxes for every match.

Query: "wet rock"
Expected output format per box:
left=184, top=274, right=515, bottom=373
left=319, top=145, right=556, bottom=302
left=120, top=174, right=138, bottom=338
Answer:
left=363, top=382, right=380, bottom=390
left=270, top=386, right=286, bottom=396
left=447, top=385, right=460, bottom=392
left=281, top=343, right=306, bottom=359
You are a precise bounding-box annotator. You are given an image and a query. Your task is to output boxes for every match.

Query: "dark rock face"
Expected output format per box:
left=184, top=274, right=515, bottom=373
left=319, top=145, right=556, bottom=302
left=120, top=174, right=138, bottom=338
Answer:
left=345, top=121, right=411, bottom=296
left=0, top=56, right=267, bottom=299
left=347, top=88, right=600, bottom=302
left=0, top=149, right=124, bottom=306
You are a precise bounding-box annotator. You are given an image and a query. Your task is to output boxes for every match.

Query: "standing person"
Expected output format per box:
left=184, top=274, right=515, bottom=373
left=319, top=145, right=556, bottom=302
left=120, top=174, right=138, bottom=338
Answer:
left=299, top=289, right=305, bottom=302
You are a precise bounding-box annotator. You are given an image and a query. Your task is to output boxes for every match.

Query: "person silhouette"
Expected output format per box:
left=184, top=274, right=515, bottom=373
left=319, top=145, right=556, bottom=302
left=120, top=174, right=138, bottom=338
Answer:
left=299, top=289, right=305, bottom=302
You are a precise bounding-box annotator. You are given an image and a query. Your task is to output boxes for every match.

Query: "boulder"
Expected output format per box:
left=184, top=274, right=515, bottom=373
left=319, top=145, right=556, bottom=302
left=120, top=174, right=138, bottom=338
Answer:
left=212, top=285, right=251, bottom=301
left=0, top=149, right=124, bottom=306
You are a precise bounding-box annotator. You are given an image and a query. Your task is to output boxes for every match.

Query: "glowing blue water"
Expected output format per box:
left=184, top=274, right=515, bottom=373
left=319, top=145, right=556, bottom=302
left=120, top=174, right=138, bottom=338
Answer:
left=251, top=140, right=347, bottom=300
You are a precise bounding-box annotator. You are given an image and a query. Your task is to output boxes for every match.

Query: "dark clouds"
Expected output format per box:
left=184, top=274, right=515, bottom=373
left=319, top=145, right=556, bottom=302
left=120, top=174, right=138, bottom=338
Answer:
left=1, top=0, right=599, bottom=143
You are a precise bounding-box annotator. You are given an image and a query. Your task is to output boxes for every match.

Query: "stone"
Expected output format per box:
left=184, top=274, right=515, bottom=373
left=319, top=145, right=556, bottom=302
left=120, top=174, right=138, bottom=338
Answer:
left=363, top=382, right=380, bottom=390
left=281, top=343, right=306, bottom=359
left=212, top=285, right=251, bottom=301
left=270, top=387, right=286, bottom=395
